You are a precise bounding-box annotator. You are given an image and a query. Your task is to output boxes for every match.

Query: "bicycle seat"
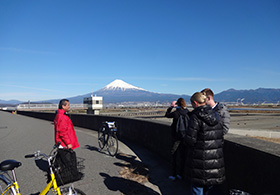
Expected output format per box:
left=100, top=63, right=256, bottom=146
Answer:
left=0, top=160, right=22, bottom=171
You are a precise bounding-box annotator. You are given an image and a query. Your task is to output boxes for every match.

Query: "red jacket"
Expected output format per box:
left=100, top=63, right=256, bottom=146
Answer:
left=54, top=109, right=80, bottom=149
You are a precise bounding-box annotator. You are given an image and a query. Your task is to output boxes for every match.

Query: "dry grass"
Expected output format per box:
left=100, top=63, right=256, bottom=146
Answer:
left=251, top=136, right=280, bottom=144
left=118, top=153, right=149, bottom=184
left=120, top=165, right=149, bottom=184
left=230, top=110, right=280, bottom=114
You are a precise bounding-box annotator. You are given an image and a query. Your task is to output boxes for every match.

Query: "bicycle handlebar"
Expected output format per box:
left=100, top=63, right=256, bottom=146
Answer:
left=25, top=142, right=61, bottom=159
left=25, top=154, right=35, bottom=158
left=54, top=141, right=61, bottom=149
left=25, top=150, right=45, bottom=159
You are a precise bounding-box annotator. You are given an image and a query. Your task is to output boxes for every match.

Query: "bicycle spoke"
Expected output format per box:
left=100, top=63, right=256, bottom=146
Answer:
left=0, top=178, right=14, bottom=195
left=0, top=178, right=6, bottom=194
left=107, top=134, right=118, bottom=156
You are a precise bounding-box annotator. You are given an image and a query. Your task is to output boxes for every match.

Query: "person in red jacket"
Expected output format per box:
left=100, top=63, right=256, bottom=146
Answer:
left=54, top=99, right=80, bottom=149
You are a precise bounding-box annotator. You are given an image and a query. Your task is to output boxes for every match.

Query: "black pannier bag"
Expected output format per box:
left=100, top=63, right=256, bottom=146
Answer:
left=50, top=149, right=84, bottom=186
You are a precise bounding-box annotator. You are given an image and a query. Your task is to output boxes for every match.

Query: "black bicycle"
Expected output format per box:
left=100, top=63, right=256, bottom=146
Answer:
left=98, top=121, right=118, bottom=156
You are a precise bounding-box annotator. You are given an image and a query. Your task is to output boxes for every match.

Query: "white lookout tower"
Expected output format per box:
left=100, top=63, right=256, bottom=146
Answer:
left=83, top=95, right=103, bottom=115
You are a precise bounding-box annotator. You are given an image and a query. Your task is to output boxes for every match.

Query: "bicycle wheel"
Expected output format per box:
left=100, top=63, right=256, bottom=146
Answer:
left=107, top=134, right=118, bottom=156
left=0, top=178, right=15, bottom=195
left=98, top=128, right=106, bottom=150
left=60, top=186, right=86, bottom=195
left=72, top=188, right=86, bottom=195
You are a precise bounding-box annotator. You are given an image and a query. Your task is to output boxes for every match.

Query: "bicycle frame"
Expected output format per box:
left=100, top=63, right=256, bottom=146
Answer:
left=40, top=172, right=61, bottom=195
left=100, top=127, right=113, bottom=146
left=0, top=167, right=61, bottom=195
left=0, top=183, right=19, bottom=195
left=0, top=182, right=19, bottom=195
left=0, top=170, right=21, bottom=195
left=103, top=121, right=117, bottom=141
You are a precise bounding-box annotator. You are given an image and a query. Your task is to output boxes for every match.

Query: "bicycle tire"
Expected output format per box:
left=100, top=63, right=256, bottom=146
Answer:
left=72, top=188, right=86, bottom=195
left=60, top=187, right=86, bottom=195
left=0, top=178, right=15, bottom=195
left=98, top=127, right=106, bottom=150
left=107, top=133, right=118, bottom=156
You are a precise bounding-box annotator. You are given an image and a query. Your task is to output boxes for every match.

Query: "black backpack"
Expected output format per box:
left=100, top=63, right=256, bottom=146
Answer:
left=49, top=149, right=83, bottom=186
left=176, top=114, right=189, bottom=139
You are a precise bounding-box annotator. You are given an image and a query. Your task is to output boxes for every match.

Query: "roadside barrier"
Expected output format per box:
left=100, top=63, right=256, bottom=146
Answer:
left=14, top=110, right=280, bottom=195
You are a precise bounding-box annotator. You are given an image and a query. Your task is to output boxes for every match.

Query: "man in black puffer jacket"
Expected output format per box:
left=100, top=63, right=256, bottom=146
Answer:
left=185, top=92, right=225, bottom=195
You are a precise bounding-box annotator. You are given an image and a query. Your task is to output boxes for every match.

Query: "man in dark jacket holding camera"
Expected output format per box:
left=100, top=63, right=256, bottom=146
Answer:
left=165, top=98, right=189, bottom=181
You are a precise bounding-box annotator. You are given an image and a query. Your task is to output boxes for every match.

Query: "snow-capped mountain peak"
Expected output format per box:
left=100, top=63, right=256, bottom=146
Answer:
left=102, top=79, right=146, bottom=91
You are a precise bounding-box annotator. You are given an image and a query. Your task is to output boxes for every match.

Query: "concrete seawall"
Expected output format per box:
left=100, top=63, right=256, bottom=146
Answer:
left=15, top=111, right=280, bottom=194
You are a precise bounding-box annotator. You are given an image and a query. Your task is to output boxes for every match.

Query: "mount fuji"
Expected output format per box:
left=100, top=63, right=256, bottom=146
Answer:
left=89, top=79, right=188, bottom=104
left=99, top=79, right=146, bottom=92
left=44, top=79, right=189, bottom=104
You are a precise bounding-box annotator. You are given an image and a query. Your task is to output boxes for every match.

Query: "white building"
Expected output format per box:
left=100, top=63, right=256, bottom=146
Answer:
left=83, top=95, right=103, bottom=115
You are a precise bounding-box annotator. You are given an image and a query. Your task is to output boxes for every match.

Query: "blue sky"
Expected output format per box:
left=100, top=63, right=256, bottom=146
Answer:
left=1, top=0, right=279, bottom=102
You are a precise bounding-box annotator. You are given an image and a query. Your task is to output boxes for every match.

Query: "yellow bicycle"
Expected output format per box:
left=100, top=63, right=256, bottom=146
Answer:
left=0, top=143, right=85, bottom=195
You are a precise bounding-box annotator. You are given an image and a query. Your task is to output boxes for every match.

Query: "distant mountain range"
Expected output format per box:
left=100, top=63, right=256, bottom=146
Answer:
left=215, top=88, right=280, bottom=104
left=1, top=79, right=280, bottom=105
left=0, top=99, right=22, bottom=105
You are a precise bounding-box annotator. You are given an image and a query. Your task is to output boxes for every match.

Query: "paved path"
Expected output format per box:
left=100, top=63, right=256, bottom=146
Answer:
left=0, top=111, right=190, bottom=195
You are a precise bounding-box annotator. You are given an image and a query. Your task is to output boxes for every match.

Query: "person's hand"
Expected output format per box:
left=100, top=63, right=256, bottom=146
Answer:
left=67, top=144, right=73, bottom=149
left=170, top=101, right=177, bottom=108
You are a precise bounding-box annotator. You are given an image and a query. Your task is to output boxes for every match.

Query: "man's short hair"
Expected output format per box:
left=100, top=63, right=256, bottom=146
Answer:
left=59, top=99, right=69, bottom=109
left=201, top=88, right=214, bottom=97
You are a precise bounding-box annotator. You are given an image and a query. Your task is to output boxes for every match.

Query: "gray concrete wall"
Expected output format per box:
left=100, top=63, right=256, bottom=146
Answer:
left=224, top=134, right=280, bottom=194
left=16, top=111, right=280, bottom=195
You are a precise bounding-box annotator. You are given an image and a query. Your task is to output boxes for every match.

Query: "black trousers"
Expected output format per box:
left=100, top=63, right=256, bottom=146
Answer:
left=171, top=141, right=187, bottom=177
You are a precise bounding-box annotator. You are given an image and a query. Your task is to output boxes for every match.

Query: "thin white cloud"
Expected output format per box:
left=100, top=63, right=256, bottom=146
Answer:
left=241, top=67, right=280, bottom=76
left=260, top=70, right=280, bottom=76
left=0, top=92, right=33, bottom=98
left=0, top=84, right=59, bottom=92
left=169, top=77, right=218, bottom=81
left=0, top=47, right=55, bottom=55
left=123, top=76, right=228, bottom=82
left=0, top=92, right=63, bottom=102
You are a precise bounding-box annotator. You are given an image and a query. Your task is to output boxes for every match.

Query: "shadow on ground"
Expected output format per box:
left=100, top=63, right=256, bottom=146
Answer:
left=84, top=144, right=111, bottom=156
left=121, top=140, right=190, bottom=195
left=84, top=142, right=190, bottom=194
left=84, top=144, right=99, bottom=152
left=85, top=144, right=159, bottom=194
left=100, top=172, right=159, bottom=195
left=35, top=159, right=49, bottom=173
